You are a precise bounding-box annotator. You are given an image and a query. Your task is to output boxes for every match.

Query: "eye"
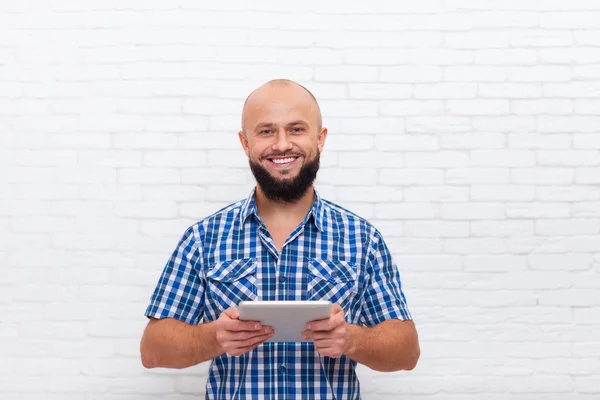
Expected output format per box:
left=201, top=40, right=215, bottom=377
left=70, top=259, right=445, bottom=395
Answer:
left=291, top=127, right=304, bottom=133
left=259, top=130, right=272, bottom=135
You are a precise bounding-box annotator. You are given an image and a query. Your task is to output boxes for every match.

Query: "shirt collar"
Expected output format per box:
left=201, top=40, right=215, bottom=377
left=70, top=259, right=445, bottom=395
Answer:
left=239, top=187, right=324, bottom=232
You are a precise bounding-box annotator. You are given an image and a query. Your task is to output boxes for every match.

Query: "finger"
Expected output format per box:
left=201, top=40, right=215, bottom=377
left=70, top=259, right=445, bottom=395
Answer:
left=315, top=345, right=343, bottom=358
left=307, top=313, right=344, bottom=332
left=331, top=303, right=344, bottom=314
left=233, top=331, right=273, bottom=349
left=231, top=337, right=271, bottom=356
left=223, top=306, right=239, bottom=319
left=302, top=330, right=313, bottom=340
left=230, top=326, right=273, bottom=342
left=306, top=318, right=331, bottom=332
left=310, top=330, right=343, bottom=341
left=227, top=319, right=263, bottom=332
left=313, top=337, right=341, bottom=349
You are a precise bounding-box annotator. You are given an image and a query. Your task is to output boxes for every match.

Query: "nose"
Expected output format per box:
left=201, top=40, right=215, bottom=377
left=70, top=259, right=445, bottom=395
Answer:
left=272, top=130, right=293, bottom=153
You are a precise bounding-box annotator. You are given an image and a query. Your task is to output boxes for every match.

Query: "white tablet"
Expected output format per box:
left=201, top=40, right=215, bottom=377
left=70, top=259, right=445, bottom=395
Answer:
left=238, top=300, right=332, bottom=343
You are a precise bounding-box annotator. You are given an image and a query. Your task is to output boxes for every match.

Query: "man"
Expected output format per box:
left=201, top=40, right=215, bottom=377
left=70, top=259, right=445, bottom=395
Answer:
left=140, top=79, right=420, bottom=399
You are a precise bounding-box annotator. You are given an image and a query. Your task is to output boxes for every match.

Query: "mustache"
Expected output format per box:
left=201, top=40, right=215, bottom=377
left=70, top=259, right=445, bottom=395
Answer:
left=262, top=152, right=304, bottom=159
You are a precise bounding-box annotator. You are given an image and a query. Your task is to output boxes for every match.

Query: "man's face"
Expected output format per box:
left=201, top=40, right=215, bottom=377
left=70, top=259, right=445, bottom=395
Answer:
left=239, top=84, right=327, bottom=203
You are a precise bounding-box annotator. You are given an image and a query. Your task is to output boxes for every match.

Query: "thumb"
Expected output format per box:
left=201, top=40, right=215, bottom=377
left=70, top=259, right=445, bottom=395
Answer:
left=224, top=306, right=239, bottom=320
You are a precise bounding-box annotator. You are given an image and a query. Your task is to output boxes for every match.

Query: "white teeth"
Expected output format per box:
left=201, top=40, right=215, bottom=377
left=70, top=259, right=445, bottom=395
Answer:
left=272, top=157, right=295, bottom=164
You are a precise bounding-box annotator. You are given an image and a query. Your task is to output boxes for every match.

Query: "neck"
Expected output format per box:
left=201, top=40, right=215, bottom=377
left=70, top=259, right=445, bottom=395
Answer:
left=254, top=186, right=315, bottom=224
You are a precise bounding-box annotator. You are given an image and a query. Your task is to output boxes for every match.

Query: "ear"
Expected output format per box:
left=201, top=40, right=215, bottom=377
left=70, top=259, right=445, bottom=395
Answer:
left=238, top=131, right=250, bottom=157
left=317, top=127, right=328, bottom=153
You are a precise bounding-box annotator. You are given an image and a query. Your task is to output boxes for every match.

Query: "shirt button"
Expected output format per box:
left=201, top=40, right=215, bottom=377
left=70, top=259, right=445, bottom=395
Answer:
left=279, top=275, right=286, bottom=283
left=278, top=365, right=286, bottom=374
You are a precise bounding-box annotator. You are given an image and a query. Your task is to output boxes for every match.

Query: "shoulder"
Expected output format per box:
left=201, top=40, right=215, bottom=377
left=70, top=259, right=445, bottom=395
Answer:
left=181, top=199, right=246, bottom=243
left=320, top=197, right=380, bottom=239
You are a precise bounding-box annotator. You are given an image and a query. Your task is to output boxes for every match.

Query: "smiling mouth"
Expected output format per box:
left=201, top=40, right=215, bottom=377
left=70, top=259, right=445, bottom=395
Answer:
left=266, top=156, right=300, bottom=167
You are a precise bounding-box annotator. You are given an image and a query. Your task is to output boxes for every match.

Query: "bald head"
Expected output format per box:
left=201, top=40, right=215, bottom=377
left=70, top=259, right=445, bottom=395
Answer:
left=241, top=79, right=323, bottom=134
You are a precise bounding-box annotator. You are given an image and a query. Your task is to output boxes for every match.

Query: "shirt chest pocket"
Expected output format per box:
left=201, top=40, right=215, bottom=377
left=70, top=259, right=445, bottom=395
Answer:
left=206, top=258, right=258, bottom=312
left=307, top=259, right=358, bottom=311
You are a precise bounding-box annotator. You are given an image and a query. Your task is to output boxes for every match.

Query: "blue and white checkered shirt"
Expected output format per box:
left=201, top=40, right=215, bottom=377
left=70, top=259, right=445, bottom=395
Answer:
left=145, top=188, right=412, bottom=399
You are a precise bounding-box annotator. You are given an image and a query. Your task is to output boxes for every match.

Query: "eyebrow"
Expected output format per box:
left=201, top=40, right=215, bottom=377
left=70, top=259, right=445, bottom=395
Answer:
left=253, top=120, right=310, bottom=131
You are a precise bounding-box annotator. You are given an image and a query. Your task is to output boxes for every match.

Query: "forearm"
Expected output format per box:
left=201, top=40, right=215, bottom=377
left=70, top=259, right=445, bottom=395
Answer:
left=140, top=318, right=224, bottom=369
left=344, top=319, right=420, bottom=372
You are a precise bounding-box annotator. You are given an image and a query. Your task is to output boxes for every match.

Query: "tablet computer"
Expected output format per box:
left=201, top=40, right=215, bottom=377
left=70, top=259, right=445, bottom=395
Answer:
left=238, top=300, right=332, bottom=343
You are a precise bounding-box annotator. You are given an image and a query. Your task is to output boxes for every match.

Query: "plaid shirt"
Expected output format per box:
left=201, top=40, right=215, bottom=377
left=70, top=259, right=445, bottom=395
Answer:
left=145, top=188, right=412, bottom=399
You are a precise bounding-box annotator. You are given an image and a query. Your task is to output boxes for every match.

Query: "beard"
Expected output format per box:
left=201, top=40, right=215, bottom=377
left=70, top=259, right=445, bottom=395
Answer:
left=249, top=152, right=320, bottom=204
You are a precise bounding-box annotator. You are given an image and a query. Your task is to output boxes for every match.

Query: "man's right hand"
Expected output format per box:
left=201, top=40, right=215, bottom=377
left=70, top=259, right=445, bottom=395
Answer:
left=214, top=306, right=274, bottom=356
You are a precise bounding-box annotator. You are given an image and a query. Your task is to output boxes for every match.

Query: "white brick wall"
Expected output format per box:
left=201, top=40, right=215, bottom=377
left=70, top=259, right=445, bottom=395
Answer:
left=1, top=0, right=599, bottom=398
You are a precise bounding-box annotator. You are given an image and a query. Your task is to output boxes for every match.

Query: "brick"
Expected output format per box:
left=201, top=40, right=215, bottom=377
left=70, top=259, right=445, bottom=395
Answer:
left=405, top=186, right=469, bottom=202
left=512, top=99, right=574, bottom=115
left=574, top=308, right=600, bottom=324
left=574, top=134, right=600, bottom=149
left=472, top=116, right=536, bottom=133
left=439, top=133, right=505, bottom=149
left=537, top=186, right=600, bottom=201
left=444, top=31, right=508, bottom=49
left=536, top=219, right=600, bottom=236
left=441, top=203, right=505, bottom=220
left=505, top=202, right=571, bottom=219
left=380, top=100, right=445, bottom=116
left=314, top=66, right=378, bottom=82
left=339, top=152, right=403, bottom=168
left=317, top=168, right=377, bottom=185
left=348, top=84, right=411, bottom=99
left=512, top=168, right=574, bottom=184
left=538, top=150, right=600, bottom=166
left=574, top=65, right=600, bottom=80
left=405, top=151, right=468, bottom=167
left=337, top=186, right=403, bottom=202
left=443, top=65, right=507, bottom=81
left=472, top=185, right=535, bottom=201
left=118, top=168, right=180, bottom=184
left=374, top=203, right=439, bottom=219
left=577, top=168, right=600, bottom=184
left=538, top=290, right=600, bottom=306
left=379, top=169, right=443, bottom=185
left=446, top=168, right=509, bottom=184
left=393, top=255, right=462, bottom=271
left=114, top=133, right=178, bottom=149
left=414, top=83, right=477, bottom=99
left=79, top=151, right=143, bottom=167
left=406, top=116, right=472, bottom=133
left=447, top=99, right=510, bottom=115
left=544, top=82, right=600, bottom=98
left=572, top=202, right=600, bottom=217
left=404, top=221, right=469, bottom=237
left=471, top=150, right=535, bottom=167
left=509, top=134, right=572, bottom=148
left=541, top=48, right=600, bottom=64
left=114, top=201, right=178, bottom=219
left=475, top=49, right=537, bottom=65
left=12, top=183, right=79, bottom=200
left=341, top=118, right=406, bottom=134
left=464, top=255, right=528, bottom=272
left=471, top=221, right=534, bottom=237
left=479, top=83, right=542, bottom=98
left=375, top=135, right=439, bottom=151
left=321, top=100, right=380, bottom=117
left=144, top=151, right=207, bottom=167
left=11, top=216, right=76, bottom=233
left=326, top=134, right=373, bottom=151
left=379, top=66, right=443, bottom=83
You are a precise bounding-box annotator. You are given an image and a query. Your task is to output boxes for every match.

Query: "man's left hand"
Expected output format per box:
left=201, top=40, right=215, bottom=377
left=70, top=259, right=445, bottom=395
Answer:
left=302, top=303, right=350, bottom=358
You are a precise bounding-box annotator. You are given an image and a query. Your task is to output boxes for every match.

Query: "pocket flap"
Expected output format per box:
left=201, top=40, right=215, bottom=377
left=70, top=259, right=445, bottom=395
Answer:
left=307, top=259, right=357, bottom=283
left=206, top=258, right=256, bottom=282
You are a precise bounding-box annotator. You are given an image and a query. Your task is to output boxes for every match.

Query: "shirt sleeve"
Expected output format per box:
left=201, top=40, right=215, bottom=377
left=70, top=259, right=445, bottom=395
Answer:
left=359, top=229, right=412, bottom=326
left=144, top=225, right=205, bottom=325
